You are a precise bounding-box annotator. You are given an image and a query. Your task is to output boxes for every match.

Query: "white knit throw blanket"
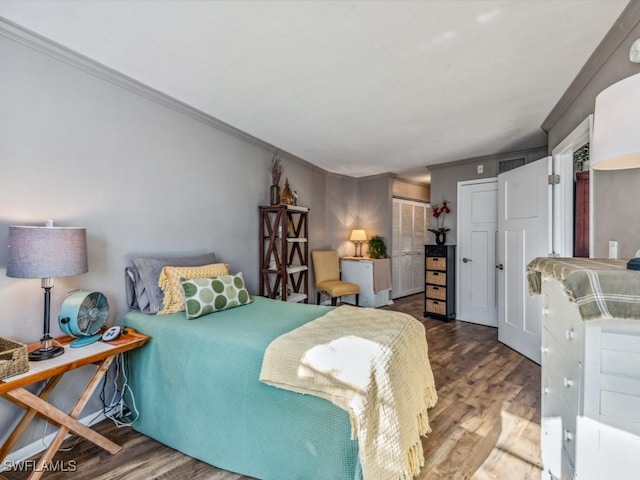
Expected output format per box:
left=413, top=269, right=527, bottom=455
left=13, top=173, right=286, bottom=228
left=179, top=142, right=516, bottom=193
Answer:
left=260, top=305, right=437, bottom=480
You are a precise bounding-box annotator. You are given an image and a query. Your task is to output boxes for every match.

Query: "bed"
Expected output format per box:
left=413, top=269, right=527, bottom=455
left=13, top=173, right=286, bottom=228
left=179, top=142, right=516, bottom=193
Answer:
left=121, top=255, right=436, bottom=479
left=123, top=297, right=361, bottom=480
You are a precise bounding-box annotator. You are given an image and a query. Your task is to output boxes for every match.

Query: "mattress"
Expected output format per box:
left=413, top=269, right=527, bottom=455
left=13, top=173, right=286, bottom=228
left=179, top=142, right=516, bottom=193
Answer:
left=122, top=296, right=362, bottom=480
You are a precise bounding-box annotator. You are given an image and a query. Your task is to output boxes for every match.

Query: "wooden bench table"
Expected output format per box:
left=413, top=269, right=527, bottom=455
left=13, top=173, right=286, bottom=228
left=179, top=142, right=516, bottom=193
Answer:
left=0, top=329, right=149, bottom=479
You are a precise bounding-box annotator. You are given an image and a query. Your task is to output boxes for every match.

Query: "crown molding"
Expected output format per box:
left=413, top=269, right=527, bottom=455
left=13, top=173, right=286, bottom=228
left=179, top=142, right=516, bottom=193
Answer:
left=542, top=1, right=640, bottom=132
left=356, top=172, right=395, bottom=182
left=0, top=16, right=324, bottom=174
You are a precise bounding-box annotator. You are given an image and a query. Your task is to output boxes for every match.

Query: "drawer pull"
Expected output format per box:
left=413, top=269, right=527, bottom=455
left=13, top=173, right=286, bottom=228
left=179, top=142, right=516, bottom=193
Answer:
left=565, top=328, right=576, bottom=340
left=563, top=377, right=574, bottom=388
left=564, top=430, right=574, bottom=442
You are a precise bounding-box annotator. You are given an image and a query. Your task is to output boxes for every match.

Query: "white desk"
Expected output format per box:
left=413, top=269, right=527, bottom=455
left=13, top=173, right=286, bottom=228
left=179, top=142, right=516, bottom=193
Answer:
left=341, top=257, right=392, bottom=308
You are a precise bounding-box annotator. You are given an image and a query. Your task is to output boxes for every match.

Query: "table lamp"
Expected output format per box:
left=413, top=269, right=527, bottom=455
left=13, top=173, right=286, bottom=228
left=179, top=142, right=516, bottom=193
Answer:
left=6, top=222, right=88, bottom=360
left=350, top=229, right=367, bottom=257
left=591, top=72, right=640, bottom=270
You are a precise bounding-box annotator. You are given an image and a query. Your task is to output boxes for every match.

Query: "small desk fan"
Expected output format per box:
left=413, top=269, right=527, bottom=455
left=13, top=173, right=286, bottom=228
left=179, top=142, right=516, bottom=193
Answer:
left=59, top=291, right=109, bottom=348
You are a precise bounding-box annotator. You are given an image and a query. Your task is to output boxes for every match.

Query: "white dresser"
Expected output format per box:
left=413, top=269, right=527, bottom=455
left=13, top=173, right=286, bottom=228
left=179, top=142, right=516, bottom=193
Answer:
left=530, top=258, right=640, bottom=480
left=341, top=258, right=392, bottom=308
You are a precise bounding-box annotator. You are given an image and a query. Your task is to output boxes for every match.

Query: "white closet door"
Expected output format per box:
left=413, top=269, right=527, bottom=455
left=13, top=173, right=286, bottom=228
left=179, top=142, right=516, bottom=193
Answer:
left=392, top=198, right=429, bottom=299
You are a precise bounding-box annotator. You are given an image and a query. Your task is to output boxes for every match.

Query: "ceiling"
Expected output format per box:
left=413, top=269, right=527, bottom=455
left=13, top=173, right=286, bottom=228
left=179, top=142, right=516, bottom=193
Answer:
left=0, top=1, right=629, bottom=182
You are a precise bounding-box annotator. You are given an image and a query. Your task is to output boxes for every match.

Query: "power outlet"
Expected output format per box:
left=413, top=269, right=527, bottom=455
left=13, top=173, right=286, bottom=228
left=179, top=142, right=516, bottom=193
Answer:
left=477, top=164, right=484, bottom=174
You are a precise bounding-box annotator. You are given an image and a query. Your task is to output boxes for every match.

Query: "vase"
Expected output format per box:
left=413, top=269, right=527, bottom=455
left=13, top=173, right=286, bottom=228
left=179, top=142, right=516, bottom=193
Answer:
left=435, top=232, right=446, bottom=245
left=270, top=185, right=280, bottom=205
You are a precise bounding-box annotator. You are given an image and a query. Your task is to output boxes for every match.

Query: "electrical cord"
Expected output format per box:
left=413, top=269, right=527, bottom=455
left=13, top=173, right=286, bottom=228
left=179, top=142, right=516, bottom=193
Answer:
left=37, top=350, right=139, bottom=454
left=38, top=352, right=140, bottom=454
left=101, top=352, right=139, bottom=428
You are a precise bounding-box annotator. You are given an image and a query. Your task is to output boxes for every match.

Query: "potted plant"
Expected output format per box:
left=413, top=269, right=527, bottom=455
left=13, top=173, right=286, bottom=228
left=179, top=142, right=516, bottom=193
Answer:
left=367, top=235, right=388, bottom=259
left=428, top=200, right=451, bottom=245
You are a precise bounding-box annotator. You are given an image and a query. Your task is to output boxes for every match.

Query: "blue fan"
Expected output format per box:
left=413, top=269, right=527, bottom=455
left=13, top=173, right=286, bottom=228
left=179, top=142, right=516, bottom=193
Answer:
left=59, top=291, right=109, bottom=348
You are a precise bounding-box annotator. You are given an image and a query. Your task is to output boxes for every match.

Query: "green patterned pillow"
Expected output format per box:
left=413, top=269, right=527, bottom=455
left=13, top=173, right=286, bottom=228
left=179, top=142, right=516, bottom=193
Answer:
left=180, top=272, right=252, bottom=319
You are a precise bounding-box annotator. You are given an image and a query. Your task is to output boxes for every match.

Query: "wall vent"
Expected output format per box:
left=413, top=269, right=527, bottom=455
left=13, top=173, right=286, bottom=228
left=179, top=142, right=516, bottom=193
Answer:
left=498, top=157, right=526, bottom=174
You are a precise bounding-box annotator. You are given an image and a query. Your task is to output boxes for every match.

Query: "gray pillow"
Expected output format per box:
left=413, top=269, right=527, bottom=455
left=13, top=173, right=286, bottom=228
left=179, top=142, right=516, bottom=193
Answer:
left=126, top=252, right=217, bottom=314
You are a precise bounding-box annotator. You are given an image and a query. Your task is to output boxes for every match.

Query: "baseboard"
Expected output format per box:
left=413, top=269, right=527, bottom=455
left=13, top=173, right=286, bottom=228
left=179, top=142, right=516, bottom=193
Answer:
left=1, top=410, right=106, bottom=470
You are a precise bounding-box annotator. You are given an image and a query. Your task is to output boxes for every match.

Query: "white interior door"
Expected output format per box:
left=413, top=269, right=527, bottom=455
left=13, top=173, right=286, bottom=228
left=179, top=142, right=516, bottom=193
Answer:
left=457, top=179, right=498, bottom=327
left=498, top=157, right=552, bottom=364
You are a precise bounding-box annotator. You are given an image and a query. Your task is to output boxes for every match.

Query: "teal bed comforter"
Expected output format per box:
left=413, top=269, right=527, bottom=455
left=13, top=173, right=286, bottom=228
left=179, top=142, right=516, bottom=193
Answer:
left=123, top=296, right=361, bottom=480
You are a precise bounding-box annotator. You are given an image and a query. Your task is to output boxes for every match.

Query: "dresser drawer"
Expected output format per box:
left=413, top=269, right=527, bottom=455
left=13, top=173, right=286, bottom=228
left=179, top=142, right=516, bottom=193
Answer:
left=426, top=271, right=446, bottom=286
left=426, top=299, right=447, bottom=316
left=543, top=297, right=584, bottom=361
left=426, top=285, right=446, bottom=301
left=543, top=349, right=582, bottom=416
left=425, top=245, right=448, bottom=257
left=426, top=257, right=446, bottom=271
left=542, top=373, right=578, bottom=467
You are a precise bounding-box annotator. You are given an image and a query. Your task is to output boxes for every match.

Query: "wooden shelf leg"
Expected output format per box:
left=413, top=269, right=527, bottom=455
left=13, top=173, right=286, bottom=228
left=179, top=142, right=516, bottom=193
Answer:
left=0, top=375, right=64, bottom=463
left=26, top=356, right=121, bottom=480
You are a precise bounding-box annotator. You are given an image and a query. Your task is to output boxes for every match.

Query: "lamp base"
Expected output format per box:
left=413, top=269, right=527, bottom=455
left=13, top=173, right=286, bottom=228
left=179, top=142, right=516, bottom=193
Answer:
left=29, top=345, right=64, bottom=361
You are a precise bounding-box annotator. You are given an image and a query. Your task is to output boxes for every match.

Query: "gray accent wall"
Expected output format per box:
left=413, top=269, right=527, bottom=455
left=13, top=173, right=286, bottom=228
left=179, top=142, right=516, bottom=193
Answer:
left=0, top=30, right=334, bottom=451
left=546, top=7, right=640, bottom=259
left=323, top=173, right=394, bottom=258
left=324, top=173, right=359, bottom=257
left=357, top=174, right=394, bottom=257
left=428, top=146, right=547, bottom=244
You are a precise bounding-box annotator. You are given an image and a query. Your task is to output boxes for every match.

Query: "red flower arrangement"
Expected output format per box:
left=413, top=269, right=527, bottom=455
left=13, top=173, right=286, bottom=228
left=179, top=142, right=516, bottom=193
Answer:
left=428, top=200, right=451, bottom=235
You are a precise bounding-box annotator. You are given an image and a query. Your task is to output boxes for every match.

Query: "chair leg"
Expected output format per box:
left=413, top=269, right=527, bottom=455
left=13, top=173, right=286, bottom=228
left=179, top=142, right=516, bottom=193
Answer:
left=331, top=297, right=337, bottom=306
left=355, top=294, right=359, bottom=307
left=317, top=291, right=321, bottom=305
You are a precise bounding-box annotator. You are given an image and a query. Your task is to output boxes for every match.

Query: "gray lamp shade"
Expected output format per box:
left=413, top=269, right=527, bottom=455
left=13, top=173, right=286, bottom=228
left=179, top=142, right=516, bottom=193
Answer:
left=6, top=226, right=88, bottom=279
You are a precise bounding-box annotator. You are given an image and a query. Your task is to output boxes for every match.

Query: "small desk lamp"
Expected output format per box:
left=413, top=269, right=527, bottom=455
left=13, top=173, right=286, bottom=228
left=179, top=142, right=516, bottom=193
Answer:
left=6, top=222, right=88, bottom=360
left=350, top=229, right=367, bottom=257
left=591, top=72, right=640, bottom=270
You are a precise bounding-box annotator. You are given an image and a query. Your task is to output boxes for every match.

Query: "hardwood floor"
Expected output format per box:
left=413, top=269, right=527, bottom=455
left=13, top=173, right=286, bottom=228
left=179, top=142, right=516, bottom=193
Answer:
left=2, top=294, right=541, bottom=480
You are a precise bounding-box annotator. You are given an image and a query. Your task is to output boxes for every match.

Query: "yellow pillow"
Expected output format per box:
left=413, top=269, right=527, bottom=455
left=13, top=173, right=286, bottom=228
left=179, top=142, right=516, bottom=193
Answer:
left=157, top=263, right=229, bottom=314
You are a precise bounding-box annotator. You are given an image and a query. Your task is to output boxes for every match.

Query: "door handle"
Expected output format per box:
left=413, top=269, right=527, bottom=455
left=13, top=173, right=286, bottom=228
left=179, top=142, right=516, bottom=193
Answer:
left=462, top=258, right=472, bottom=263
left=496, top=264, right=504, bottom=270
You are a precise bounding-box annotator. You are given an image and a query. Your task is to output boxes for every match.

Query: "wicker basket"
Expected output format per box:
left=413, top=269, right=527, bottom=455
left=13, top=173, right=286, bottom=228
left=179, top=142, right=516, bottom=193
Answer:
left=0, top=337, right=29, bottom=380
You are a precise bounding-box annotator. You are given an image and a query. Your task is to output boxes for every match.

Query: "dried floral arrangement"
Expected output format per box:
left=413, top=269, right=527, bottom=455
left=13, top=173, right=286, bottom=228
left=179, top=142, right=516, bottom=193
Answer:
left=269, top=154, right=283, bottom=187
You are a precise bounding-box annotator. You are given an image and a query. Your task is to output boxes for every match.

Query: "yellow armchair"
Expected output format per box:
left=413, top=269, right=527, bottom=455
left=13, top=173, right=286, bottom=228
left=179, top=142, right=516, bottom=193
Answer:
left=311, top=250, right=360, bottom=306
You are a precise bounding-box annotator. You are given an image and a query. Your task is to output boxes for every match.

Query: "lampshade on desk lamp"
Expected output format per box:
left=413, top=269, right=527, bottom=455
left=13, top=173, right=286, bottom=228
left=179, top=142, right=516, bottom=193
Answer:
left=6, top=222, right=88, bottom=361
left=591, top=72, right=640, bottom=270
left=350, top=229, right=367, bottom=257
